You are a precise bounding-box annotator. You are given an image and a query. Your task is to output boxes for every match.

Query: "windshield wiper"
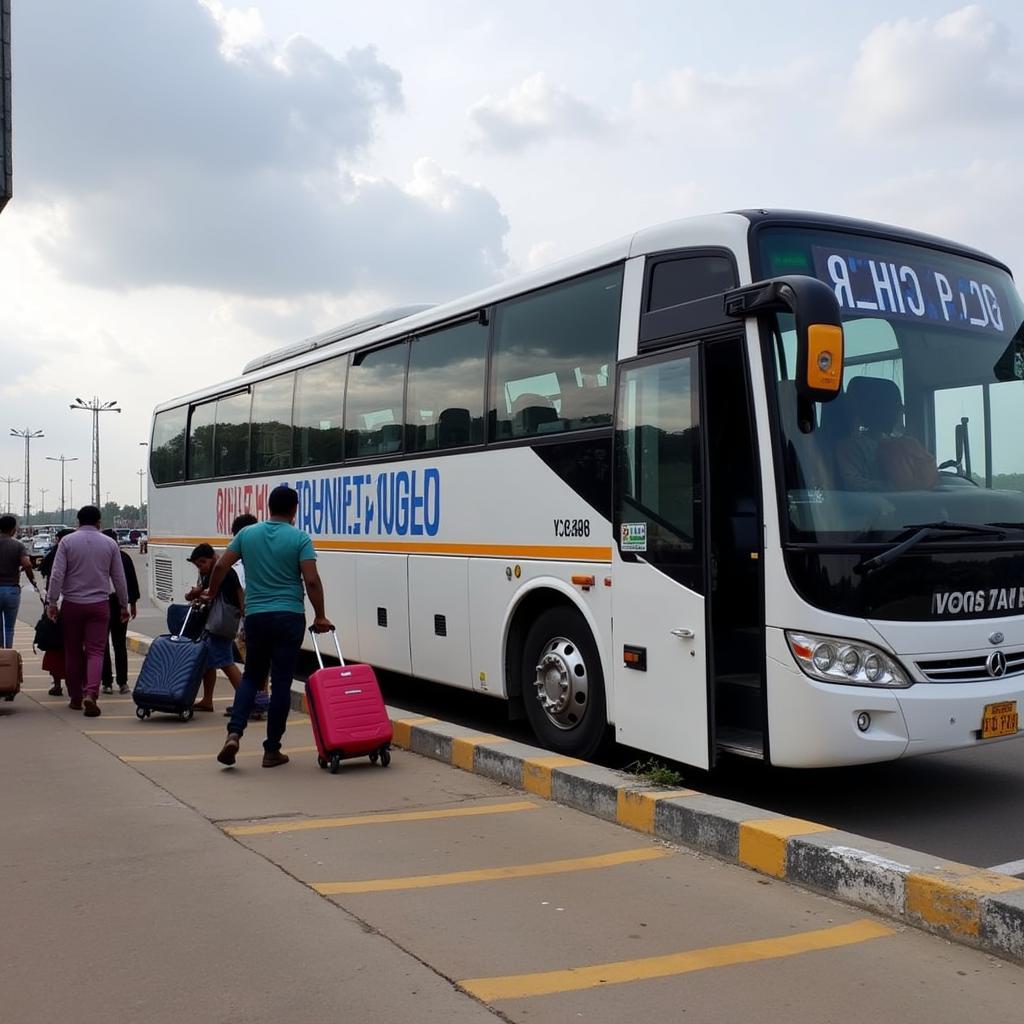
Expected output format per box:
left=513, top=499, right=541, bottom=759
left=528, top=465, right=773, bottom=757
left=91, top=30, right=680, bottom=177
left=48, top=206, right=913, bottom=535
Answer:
left=856, top=521, right=1007, bottom=577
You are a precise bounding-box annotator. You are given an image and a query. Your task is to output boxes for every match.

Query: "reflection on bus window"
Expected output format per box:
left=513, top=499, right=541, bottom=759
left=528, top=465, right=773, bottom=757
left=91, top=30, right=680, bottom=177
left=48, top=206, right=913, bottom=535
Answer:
left=251, top=373, right=295, bottom=473
left=151, top=406, right=187, bottom=484
left=406, top=319, right=487, bottom=451
left=491, top=266, right=621, bottom=440
left=293, top=356, right=345, bottom=469
left=345, top=342, right=407, bottom=459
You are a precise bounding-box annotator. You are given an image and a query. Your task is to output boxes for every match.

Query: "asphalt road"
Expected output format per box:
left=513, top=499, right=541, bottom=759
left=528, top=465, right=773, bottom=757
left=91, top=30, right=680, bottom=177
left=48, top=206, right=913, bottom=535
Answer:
left=29, top=548, right=1024, bottom=872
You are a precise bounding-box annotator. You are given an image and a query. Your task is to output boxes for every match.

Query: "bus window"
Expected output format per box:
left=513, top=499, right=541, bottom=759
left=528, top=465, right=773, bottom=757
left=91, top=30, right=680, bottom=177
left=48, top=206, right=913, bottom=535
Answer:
left=345, top=342, right=408, bottom=459
left=646, top=255, right=735, bottom=311
left=490, top=265, right=622, bottom=440
left=406, top=319, right=487, bottom=451
left=151, top=406, right=187, bottom=484
left=251, top=373, right=295, bottom=473
left=293, top=356, right=346, bottom=469
left=214, top=390, right=251, bottom=477
left=989, top=380, right=1024, bottom=492
left=188, top=400, right=217, bottom=480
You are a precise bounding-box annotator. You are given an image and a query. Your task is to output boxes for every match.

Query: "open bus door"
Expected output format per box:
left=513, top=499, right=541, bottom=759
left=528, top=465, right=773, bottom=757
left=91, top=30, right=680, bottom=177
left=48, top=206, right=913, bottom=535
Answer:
left=611, top=342, right=711, bottom=768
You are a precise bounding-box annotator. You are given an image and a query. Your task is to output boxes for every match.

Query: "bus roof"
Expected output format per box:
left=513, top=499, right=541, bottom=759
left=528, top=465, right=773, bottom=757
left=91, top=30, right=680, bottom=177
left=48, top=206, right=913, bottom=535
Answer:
left=153, top=209, right=1007, bottom=414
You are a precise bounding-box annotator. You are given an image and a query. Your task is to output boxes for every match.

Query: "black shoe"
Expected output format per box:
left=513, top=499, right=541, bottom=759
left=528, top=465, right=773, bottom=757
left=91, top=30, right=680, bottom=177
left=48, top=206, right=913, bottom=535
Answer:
left=217, top=733, right=240, bottom=766
left=223, top=706, right=233, bottom=717
left=118, top=684, right=130, bottom=695
left=262, top=750, right=290, bottom=768
left=48, top=684, right=63, bottom=697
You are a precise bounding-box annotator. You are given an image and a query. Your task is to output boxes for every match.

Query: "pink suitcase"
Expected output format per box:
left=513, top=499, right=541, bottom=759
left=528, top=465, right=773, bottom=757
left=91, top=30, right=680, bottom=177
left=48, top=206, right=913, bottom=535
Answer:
left=306, top=628, right=393, bottom=774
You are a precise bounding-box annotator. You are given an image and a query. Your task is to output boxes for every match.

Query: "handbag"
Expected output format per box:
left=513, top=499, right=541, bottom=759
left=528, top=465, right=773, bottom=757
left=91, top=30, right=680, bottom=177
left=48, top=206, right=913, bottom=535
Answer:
left=205, top=593, right=242, bottom=639
left=33, top=611, right=63, bottom=652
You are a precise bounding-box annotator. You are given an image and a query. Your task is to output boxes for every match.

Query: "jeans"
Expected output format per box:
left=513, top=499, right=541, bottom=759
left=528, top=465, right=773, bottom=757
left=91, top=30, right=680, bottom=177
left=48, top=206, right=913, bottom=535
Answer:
left=102, top=594, right=129, bottom=687
left=0, top=585, right=21, bottom=648
left=227, top=611, right=305, bottom=752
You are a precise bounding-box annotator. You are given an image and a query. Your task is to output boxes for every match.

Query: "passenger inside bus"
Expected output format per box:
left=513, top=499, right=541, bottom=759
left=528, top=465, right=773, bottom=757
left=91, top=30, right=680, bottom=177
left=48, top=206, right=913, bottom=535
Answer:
left=834, top=377, right=938, bottom=492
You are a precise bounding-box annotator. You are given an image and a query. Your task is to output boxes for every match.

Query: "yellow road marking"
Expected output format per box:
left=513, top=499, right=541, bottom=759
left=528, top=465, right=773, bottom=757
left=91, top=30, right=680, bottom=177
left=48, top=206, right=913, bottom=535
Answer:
left=122, top=746, right=318, bottom=764
left=616, top=789, right=697, bottom=833
left=522, top=755, right=585, bottom=799
left=312, top=847, right=670, bottom=895
left=450, top=734, right=512, bottom=771
left=738, top=818, right=834, bottom=879
left=225, top=800, right=538, bottom=837
left=459, top=919, right=894, bottom=1002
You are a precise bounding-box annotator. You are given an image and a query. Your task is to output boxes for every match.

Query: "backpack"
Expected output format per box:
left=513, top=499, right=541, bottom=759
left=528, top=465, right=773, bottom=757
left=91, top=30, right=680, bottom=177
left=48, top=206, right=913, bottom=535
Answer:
left=33, top=611, right=63, bottom=652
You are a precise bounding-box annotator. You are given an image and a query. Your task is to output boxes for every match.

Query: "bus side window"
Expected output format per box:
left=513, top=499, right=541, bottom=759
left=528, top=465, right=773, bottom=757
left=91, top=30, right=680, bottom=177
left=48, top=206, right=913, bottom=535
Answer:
left=293, top=356, right=346, bottom=469
left=151, top=406, right=187, bottom=484
left=251, top=373, right=295, bottom=473
left=214, top=390, right=252, bottom=477
left=406, top=319, right=487, bottom=451
left=345, top=342, right=408, bottom=460
left=188, top=400, right=216, bottom=480
left=490, top=265, right=622, bottom=441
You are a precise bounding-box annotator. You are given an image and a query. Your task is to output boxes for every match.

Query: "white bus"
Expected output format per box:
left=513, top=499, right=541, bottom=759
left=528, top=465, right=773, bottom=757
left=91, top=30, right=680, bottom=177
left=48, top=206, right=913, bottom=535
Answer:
left=147, top=210, right=1024, bottom=769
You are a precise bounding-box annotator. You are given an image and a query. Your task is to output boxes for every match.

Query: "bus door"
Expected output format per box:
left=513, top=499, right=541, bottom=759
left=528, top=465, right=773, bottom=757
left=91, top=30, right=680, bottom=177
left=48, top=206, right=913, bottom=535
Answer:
left=612, top=344, right=710, bottom=768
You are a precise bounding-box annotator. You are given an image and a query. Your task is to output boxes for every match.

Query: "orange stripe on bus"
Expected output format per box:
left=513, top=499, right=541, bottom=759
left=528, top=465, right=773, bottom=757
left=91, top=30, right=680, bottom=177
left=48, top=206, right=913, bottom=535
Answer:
left=148, top=537, right=612, bottom=562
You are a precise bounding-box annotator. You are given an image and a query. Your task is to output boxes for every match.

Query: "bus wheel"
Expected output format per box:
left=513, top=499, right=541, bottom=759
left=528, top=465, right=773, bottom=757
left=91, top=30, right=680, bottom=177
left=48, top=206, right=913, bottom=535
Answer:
left=522, top=606, right=606, bottom=759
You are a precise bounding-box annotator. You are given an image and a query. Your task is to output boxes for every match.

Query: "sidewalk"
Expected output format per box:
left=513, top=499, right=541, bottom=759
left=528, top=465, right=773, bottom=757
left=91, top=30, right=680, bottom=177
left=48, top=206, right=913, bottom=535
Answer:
left=5, top=624, right=1024, bottom=1024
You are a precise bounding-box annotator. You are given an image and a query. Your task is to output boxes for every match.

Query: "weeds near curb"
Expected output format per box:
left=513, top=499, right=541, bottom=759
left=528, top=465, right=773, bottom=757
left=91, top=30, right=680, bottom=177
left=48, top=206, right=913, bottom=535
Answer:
left=626, top=758, right=686, bottom=788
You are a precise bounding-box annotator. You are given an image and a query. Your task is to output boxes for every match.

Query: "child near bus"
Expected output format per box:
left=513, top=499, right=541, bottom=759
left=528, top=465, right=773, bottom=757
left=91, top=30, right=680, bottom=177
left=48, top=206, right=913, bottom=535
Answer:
left=185, top=544, right=243, bottom=712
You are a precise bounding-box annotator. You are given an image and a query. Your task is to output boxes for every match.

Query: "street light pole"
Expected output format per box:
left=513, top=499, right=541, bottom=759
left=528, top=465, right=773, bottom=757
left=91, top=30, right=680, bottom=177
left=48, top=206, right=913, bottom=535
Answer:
left=46, top=455, right=78, bottom=526
left=69, top=398, right=121, bottom=506
left=137, top=468, right=145, bottom=526
left=0, top=475, right=19, bottom=513
left=40, top=488, right=47, bottom=520
left=10, top=427, right=44, bottom=522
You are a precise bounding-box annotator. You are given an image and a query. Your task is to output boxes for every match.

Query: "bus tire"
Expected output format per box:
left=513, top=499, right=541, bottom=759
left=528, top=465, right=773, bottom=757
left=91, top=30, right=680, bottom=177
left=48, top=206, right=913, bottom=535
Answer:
left=522, top=605, right=607, bottom=759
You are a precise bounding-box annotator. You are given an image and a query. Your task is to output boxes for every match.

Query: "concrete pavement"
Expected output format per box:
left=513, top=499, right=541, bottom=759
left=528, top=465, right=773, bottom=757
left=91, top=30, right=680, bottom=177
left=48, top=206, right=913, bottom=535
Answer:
left=5, top=623, right=1024, bottom=1023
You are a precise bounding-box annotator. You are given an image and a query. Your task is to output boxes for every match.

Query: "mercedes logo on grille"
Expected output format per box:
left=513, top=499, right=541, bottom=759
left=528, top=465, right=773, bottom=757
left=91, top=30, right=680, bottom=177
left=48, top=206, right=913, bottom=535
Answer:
left=989, top=631, right=1005, bottom=646
left=987, top=651, right=1008, bottom=678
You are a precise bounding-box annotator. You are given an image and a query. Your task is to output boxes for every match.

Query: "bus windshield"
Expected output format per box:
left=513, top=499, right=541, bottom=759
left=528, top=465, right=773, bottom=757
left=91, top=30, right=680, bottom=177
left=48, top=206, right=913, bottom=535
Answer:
left=760, top=227, right=1024, bottom=545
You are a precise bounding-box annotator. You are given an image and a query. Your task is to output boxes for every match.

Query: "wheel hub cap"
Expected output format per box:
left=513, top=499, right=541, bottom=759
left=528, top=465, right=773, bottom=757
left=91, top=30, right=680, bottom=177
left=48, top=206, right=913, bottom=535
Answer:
left=534, top=636, right=589, bottom=731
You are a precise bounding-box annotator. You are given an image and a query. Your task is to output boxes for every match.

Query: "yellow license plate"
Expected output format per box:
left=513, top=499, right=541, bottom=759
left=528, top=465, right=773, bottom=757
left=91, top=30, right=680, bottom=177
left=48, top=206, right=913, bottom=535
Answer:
left=982, top=701, right=1019, bottom=740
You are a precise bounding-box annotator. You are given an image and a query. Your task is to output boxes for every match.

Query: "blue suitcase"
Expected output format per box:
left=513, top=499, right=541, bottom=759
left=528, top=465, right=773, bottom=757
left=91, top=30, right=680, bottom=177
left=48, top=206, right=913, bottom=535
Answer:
left=133, top=607, right=207, bottom=722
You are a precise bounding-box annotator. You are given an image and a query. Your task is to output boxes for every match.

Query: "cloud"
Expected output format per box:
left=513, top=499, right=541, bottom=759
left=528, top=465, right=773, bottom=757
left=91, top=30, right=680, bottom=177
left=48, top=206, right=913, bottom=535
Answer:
left=844, top=5, right=1024, bottom=135
left=631, top=59, right=819, bottom=140
left=469, top=72, right=608, bottom=153
left=15, top=1, right=509, bottom=298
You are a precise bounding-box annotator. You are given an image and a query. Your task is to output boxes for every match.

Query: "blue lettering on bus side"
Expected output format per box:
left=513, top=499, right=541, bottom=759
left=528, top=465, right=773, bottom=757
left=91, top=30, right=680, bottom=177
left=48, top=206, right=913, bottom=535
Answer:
left=285, top=468, right=442, bottom=539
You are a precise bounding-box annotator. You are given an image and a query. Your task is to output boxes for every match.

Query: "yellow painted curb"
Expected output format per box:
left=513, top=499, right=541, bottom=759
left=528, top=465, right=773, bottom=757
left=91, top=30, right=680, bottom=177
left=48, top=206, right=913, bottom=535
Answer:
left=906, top=866, right=1024, bottom=938
left=450, top=735, right=512, bottom=772
left=391, top=716, right=438, bottom=749
left=738, top=818, right=834, bottom=879
left=616, top=788, right=697, bottom=833
left=522, top=755, right=585, bottom=799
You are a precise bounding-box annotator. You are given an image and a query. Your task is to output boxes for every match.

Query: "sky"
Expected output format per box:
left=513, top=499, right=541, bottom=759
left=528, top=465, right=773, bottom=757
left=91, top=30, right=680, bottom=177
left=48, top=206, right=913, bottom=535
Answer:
left=3, top=0, right=1024, bottom=510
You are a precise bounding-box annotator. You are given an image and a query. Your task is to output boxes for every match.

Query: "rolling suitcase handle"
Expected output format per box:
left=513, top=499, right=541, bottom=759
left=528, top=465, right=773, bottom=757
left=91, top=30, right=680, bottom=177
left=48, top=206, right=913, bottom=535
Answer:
left=171, top=604, right=198, bottom=642
left=309, top=626, right=345, bottom=668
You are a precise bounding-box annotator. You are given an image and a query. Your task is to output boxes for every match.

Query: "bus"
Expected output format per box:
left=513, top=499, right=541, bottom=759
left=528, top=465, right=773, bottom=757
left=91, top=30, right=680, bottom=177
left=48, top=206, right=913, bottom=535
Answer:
left=146, top=209, right=1024, bottom=769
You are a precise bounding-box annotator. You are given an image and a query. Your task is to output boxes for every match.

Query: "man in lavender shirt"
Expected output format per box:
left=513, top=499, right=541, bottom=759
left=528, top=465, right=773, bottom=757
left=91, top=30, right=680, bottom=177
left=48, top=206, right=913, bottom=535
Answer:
left=47, top=506, right=129, bottom=717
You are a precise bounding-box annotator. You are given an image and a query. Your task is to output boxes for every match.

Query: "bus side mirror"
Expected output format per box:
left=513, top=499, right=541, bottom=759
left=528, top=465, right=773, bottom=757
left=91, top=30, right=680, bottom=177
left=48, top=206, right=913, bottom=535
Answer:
left=724, top=275, right=844, bottom=403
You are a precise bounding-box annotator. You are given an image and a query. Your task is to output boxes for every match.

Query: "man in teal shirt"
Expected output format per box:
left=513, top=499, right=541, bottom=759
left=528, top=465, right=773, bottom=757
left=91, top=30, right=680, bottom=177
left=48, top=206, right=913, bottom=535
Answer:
left=204, top=485, right=332, bottom=768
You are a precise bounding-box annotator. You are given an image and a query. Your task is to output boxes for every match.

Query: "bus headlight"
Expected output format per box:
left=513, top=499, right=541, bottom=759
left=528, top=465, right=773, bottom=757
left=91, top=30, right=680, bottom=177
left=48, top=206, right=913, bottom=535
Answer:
left=786, top=631, right=911, bottom=688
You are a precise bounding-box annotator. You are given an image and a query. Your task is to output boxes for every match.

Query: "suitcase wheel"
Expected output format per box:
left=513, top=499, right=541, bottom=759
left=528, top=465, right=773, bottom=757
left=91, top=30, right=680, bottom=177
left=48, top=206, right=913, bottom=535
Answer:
left=4, top=694, right=14, bottom=702
left=317, top=756, right=327, bottom=770
left=179, top=708, right=194, bottom=723
left=369, top=750, right=378, bottom=765
left=136, top=706, right=151, bottom=720
left=370, top=747, right=391, bottom=767
left=329, top=752, right=342, bottom=774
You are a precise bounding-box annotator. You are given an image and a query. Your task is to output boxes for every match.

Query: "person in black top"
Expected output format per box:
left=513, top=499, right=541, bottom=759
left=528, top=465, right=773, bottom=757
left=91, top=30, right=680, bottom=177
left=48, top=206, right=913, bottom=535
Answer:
left=185, top=543, right=244, bottom=712
left=101, top=529, right=141, bottom=694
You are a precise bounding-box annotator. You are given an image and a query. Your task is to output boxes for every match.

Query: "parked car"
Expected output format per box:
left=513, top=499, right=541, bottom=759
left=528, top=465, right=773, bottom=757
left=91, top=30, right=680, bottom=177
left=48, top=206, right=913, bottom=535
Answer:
left=28, top=533, right=54, bottom=568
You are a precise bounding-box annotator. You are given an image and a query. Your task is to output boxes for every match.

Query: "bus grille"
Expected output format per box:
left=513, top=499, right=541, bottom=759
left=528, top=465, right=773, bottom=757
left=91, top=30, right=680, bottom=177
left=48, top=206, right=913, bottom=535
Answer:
left=154, top=557, right=174, bottom=603
left=915, top=648, right=1024, bottom=682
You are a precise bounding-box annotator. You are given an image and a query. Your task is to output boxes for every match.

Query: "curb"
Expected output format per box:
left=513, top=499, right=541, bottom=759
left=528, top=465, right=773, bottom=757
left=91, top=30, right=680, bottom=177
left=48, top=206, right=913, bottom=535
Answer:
left=125, top=630, right=1024, bottom=962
